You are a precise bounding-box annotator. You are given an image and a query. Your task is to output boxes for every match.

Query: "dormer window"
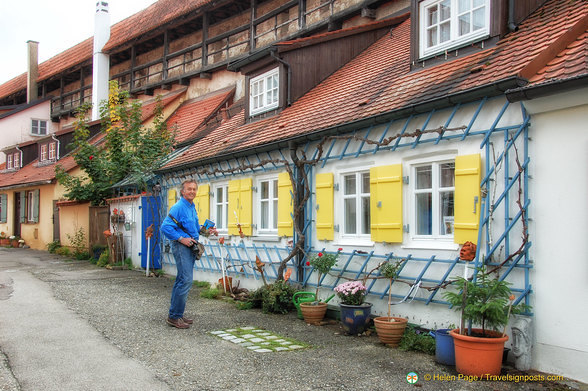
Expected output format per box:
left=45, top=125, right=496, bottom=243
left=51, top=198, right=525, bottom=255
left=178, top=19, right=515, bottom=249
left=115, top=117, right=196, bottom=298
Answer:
left=49, top=142, right=56, bottom=160
left=419, top=0, right=489, bottom=59
left=31, top=119, right=47, bottom=136
left=249, top=68, right=279, bottom=116
left=13, top=152, right=20, bottom=169
left=40, top=144, right=47, bottom=162
left=6, top=154, right=13, bottom=170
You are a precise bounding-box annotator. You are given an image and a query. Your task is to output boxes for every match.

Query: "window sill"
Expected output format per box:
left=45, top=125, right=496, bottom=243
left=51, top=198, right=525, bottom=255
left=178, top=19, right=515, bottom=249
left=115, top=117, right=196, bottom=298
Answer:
left=333, top=239, right=374, bottom=248
left=402, top=240, right=459, bottom=251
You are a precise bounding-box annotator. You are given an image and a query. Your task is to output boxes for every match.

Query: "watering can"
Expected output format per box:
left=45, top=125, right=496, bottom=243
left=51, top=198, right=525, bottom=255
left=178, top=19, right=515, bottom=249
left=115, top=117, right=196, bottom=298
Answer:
left=293, top=292, right=335, bottom=319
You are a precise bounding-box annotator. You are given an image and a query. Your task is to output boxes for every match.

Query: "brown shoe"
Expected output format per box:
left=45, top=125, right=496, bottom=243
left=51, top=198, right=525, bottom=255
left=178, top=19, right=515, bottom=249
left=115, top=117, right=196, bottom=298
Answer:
left=166, top=317, right=190, bottom=329
left=181, top=317, right=194, bottom=324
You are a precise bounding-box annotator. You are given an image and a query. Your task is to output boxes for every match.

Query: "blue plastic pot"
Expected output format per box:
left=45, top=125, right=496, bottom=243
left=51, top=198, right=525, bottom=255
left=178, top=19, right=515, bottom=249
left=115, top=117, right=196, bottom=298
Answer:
left=430, top=328, right=455, bottom=365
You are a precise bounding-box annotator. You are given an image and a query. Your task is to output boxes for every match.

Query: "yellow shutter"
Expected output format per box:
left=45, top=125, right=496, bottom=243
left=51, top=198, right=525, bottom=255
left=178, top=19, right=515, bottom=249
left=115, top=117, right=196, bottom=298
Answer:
left=228, top=178, right=252, bottom=236
left=239, top=178, right=253, bottom=236
left=370, top=164, right=403, bottom=243
left=454, top=153, right=482, bottom=244
left=277, top=172, right=294, bottom=236
left=315, top=173, right=334, bottom=241
left=195, top=184, right=210, bottom=221
left=167, top=189, right=177, bottom=212
left=228, top=179, right=241, bottom=235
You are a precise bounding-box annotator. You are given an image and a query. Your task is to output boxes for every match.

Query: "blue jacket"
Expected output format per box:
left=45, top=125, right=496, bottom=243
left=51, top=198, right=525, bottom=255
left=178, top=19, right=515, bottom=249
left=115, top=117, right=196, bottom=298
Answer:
left=161, top=197, right=200, bottom=241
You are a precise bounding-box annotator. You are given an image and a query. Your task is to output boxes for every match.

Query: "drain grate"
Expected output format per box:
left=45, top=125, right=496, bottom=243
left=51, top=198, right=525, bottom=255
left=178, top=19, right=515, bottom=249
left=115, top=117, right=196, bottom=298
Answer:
left=210, top=326, right=310, bottom=352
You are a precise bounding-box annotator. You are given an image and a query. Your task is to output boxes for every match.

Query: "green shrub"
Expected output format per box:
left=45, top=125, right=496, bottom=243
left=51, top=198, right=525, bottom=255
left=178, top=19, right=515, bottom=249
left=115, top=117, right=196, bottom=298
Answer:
left=251, top=280, right=297, bottom=314
left=399, top=325, right=435, bottom=355
left=235, top=301, right=254, bottom=310
left=124, top=257, right=133, bottom=269
left=193, top=280, right=211, bottom=288
left=55, top=246, right=71, bottom=257
left=97, top=250, right=110, bottom=267
left=200, top=287, right=221, bottom=299
left=66, top=227, right=87, bottom=257
left=75, top=251, right=91, bottom=260
left=47, top=240, right=61, bottom=254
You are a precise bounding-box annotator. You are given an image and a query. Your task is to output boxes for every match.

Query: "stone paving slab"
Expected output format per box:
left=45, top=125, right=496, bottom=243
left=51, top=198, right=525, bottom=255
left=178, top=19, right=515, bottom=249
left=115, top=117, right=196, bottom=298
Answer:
left=210, top=327, right=309, bottom=353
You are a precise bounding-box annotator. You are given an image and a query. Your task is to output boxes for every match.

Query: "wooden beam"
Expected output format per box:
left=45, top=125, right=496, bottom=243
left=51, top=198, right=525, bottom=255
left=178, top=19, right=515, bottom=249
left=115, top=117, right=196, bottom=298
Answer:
left=250, top=0, right=256, bottom=51
left=202, top=13, right=209, bottom=67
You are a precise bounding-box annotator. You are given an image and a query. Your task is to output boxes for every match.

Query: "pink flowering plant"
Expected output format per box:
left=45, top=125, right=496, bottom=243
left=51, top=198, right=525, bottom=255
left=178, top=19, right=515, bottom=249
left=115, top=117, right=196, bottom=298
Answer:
left=334, top=281, right=367, bottom=305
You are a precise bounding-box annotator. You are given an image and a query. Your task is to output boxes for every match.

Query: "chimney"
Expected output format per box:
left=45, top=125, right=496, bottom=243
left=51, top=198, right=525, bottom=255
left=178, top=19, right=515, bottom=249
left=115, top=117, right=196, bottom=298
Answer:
left=27, top=40, right=39, bottom=103
left=92, top=1, right=111, bottom=120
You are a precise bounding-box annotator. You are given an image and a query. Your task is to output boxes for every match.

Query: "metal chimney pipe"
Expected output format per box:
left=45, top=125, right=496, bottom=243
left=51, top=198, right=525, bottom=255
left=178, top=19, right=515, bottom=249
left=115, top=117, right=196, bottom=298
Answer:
left=27, top=40, right=39, bottom=103
left=92, top=1, right=111, bottom=120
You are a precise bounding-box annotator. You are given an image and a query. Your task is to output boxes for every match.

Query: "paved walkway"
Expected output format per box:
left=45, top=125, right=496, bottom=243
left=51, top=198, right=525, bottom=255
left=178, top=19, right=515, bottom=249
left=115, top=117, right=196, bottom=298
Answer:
left=0, top=248, right=585, bottom=391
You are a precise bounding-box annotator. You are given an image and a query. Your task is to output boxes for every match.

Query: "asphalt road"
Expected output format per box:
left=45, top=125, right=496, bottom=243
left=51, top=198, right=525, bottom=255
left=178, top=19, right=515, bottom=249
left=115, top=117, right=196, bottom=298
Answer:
left=0, top=248, right=585, bottom=391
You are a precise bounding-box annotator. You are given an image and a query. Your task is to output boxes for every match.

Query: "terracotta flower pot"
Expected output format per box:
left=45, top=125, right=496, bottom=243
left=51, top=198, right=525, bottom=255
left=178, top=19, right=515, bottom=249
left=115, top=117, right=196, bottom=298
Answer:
left=11, top=240, right=19, bottom=248
left=0, top=238, right=10, bottom=246
left=450, top=328, right=508, bottom=377
left=373, top=316, right=408, bottom=347
left=300, top=302, right=327, bottom=325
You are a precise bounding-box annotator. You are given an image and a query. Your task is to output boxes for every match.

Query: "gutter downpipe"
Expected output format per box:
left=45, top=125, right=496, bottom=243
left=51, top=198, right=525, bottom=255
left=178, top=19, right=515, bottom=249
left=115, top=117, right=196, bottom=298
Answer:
left=508, top=0, right=517, bottom=31
left=51, top=133, right=60, bottom=160
left=271, top=49, right=292, bottom=106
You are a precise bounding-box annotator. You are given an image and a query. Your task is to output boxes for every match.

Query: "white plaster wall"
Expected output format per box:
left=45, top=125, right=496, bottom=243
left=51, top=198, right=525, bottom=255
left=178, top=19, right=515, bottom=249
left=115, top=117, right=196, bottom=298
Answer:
left=0, top=101, right=52, bottom=163
left=526, top=100, right=588, bottom=383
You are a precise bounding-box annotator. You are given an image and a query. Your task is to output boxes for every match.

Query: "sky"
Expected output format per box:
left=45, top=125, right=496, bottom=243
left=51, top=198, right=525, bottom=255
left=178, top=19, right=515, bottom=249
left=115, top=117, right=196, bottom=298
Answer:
left=0, top=0, right=158, bottom=85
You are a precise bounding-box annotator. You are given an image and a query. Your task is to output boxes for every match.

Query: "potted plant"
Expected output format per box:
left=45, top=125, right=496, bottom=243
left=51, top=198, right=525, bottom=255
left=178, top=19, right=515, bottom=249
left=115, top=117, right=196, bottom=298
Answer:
left=334, top=280, right=372, bottom=335
left=0, top=232, right=9, bottom=246
left=443, top=266, right=528, bottom=377
left=373, top=260, right=408, bottom=347
left=9, top=235, right=20, bottom=248
left=299, top=250, right=339, bottom=325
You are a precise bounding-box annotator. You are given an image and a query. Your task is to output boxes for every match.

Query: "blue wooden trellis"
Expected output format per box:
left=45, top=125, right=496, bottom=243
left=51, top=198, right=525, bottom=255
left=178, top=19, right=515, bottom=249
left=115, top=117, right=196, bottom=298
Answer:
left=157, top=96, right=532, bottom=311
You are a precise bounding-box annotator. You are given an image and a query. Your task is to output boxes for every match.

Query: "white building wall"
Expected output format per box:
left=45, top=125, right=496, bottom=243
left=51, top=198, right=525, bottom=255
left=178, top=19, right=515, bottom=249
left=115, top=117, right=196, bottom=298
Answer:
left=525, top=95, right=588, bottom=383
left=0, top=101, right=52, bottom=164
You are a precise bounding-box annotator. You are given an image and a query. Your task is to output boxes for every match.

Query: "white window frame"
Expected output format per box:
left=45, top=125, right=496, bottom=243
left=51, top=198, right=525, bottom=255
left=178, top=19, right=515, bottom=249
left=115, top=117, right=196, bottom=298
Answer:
left=256, top=175, right=279, bottom=234
left=48, top=142, right=56, bottom=160
left=27, top=191, right=34, bottom=222
left=407, top=156, right=456, bottom=248
left=212, top=183, right=229, bottom=233
left=13, top=152, right=20, bottom=169
left=338, top=168, right=371, bottom=243
left=31, top=119, right=48, bottom=136
left=40, top=144, right=47, bottom=162
left=6, top=154, right=12, bottom=169
left=419, top=0, right=490, bottom=59
left=249, top=68, right=279, bottom=116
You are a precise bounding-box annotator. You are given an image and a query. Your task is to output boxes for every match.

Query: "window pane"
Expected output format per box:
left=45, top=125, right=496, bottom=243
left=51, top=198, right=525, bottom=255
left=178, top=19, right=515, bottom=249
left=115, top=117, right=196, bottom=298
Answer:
left=217, top=205, right=224, bottom=229
left=473, top=0, right=484, bottom=8
left=440, top=21, right=451, bottom=43
left=344, top=198, right=356, bottom=234
left=416, top=193, right=432, bottom=235
left=361, top=173, right=370, bottom=193
left=440, top=162, right=455, bottom=187
left=344, top=175, right=356, bottom=195
left=473, top=8, right=485, bottom=30
left=459, top=13, right=471, bottom=35
left=261, top=201, right=269, bottom=229
left=440, top=0, right=451, bottom=20
left=261, top=181, right=269, bottom=199
left=428, top=27, right=438, bottom=47
left=458, top=0, right=470, bottom=13
left=361, top=196, right=370, bottom=234
left=416, top=166, right=432, bottom=189
left=273, top=179, right=278, bottom=198
left=273, top=199, right=278, bottom=229
left=440, top=191, right=454, bottom=235
left=427, top=5, right=438, bottom=26
left=217, top=187, right=224, bottom=202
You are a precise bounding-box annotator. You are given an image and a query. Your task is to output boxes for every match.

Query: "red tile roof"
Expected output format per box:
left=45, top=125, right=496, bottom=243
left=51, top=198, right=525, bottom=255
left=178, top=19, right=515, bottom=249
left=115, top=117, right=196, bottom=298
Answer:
left=166, top=87, right=234, bottom=144
left=163, top=0, right=588, bottom=170
left=140, top=87, right=187, bottom=122
left=103, top=0, right=214, bottom=52
left=0, top=155, right=77, bottom=189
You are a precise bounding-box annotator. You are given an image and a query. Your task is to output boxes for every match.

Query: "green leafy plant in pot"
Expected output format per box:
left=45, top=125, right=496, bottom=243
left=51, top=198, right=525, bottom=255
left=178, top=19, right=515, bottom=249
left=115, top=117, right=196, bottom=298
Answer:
left=373, top=260, right=408, bottom=347
left=443, top=266, right=529, bottom=377
left=298, top=250, right=338, bottom=325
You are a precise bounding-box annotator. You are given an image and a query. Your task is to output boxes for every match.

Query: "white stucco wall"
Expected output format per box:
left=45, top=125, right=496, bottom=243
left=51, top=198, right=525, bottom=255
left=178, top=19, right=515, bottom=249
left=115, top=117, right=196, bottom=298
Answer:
left=524, top=94, right=588, bottom=383
left=0, top=100, right=53, bottom=164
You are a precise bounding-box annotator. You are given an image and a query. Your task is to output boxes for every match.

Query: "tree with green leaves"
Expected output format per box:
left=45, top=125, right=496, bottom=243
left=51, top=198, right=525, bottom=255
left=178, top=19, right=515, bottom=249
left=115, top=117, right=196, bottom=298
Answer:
left=56, top=81, right=175, bottom=205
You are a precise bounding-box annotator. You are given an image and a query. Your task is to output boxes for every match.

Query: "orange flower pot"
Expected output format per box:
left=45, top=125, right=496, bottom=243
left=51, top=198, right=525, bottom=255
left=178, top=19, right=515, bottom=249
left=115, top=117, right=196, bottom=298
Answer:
left=450, top=328, right=508, bottom=377
left=300, top=302, right=327, bottom=325
left=373, top=316, right=408, bottom=347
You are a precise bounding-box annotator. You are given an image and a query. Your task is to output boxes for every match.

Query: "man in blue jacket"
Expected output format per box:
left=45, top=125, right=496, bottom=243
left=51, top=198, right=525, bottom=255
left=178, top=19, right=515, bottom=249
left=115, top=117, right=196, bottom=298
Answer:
left=161, top=179, right=200, bottom=329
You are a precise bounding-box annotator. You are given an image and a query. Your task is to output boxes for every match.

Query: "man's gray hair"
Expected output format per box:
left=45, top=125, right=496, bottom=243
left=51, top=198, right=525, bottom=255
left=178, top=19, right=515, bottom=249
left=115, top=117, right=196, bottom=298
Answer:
left=180, top=179, right=198, bottom=195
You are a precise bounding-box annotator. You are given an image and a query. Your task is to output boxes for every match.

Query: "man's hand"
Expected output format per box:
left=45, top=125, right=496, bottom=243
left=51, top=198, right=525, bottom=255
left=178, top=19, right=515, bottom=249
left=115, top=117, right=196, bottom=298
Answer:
left=179, top=237, right=196, bottom=247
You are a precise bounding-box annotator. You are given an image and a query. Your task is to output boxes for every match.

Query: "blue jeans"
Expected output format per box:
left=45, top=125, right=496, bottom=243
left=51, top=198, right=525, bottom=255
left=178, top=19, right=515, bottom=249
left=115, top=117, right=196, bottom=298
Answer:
left=168, top=241, right=195, bottom=319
